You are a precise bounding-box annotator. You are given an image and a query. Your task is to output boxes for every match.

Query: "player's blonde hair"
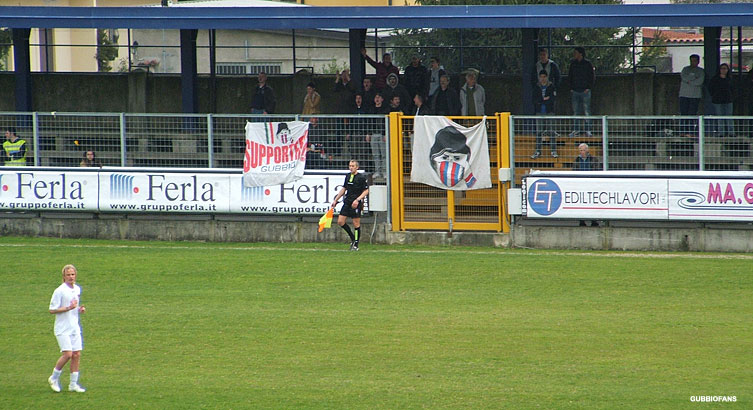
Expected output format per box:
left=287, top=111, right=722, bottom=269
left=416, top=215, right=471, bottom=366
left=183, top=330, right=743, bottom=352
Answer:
left=61, top=264, right=77, bottom=281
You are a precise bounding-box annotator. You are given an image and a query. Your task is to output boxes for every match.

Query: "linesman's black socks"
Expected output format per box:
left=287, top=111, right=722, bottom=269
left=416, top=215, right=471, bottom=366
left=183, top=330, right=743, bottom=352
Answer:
left=354, top=227, right=361, bottom=247
left=341, top=224, right=355, bottom=242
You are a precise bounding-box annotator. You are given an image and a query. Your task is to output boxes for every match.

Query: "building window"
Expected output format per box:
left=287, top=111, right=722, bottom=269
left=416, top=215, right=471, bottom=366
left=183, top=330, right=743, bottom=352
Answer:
left=216, top=63, right=282, bottom=75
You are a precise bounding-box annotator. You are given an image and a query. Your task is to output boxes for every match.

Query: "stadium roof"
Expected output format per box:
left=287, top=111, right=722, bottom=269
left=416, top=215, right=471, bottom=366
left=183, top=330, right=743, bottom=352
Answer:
left=2, top=4, right=753, bottom=30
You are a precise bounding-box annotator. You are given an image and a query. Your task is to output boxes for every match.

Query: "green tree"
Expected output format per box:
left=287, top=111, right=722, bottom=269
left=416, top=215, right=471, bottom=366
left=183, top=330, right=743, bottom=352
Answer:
left=95, top=29, right=119, bottom=72
left=0, top=29, right=12, bottom=71
left=391, top=0, right=634, bottom=75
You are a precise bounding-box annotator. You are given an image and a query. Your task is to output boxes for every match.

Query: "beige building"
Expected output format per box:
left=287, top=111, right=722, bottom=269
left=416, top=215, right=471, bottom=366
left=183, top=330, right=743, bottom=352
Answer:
left=2, top=0, right=394, bottom=74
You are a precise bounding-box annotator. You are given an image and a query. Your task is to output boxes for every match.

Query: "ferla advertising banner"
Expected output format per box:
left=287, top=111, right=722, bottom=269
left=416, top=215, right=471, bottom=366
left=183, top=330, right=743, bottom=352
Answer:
left=669, top=179, right=753, bottom=221
left=99, top=171, right=231, bottom=213
left=228, top=172, right=365, bottom=215
left=410, top=116, right=491, bottom=191
left=243, top=121, right=309, bottom=188
left=0, top=170, right=99, bottom=211
left=524, top=177, right=669, bottom=219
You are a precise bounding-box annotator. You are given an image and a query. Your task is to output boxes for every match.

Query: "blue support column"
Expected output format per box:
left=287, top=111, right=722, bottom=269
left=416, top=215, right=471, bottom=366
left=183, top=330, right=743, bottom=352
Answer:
left=703, top=27, right=721, bottom=116
left=180, top=29, right=199, bottom=114
left=521, top=28, right=539, bottom=115
left=349, top=29, right=366, bottom=89
left=12, top=28, right=32, bottom=112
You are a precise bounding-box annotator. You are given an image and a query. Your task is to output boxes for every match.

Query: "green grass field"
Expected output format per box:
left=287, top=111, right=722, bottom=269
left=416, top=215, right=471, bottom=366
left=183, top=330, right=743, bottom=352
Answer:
left=2, top=236, right=751, bottom=409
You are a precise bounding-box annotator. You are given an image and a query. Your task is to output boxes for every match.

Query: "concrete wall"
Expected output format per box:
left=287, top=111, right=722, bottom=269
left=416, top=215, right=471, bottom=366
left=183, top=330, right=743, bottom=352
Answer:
left=3, top=212, right=753, bottom=253
left=0, top=71, right=708, bottom=115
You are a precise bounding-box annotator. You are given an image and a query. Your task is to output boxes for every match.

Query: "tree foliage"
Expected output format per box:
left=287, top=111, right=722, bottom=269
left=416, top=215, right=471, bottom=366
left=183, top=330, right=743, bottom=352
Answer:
left=0, top=29, right=12, bottom=71
left=391, top=0, right=636, bottom=75
left=95, top=29, right=119, bottom=72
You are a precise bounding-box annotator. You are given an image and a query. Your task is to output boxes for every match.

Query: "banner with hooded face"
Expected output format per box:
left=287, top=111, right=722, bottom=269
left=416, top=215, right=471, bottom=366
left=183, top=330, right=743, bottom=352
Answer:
left=243, top=121, right=309, bottom=187
left=410, top=116, right=492, bottom=190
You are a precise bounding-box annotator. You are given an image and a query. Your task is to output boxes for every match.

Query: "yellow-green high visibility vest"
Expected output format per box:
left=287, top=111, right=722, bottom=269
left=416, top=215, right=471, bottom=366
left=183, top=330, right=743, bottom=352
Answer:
left=3, top=139, right=27, bottom=166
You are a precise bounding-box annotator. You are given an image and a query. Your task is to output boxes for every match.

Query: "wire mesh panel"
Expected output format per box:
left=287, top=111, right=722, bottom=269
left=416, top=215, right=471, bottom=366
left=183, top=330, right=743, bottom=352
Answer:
left=703, top=117, right=753, bottom=171
left=35, top=113, right=121, bottom=167
left=0, top=113, right=34, bottom=166
left=606, top=116, right=699, bottom=172
left=451, top=117, right=500, bottom=225
left=211, top=115, right=297, bottom=169
left=124, top=114, right=210, bottom=168
left=397, top=115, right=502, bottom=229
left=300, top=114, right=388, bottom=186
left=512, top=115, right=603, bottom=186
left=399, top=116, right=448, bottom=223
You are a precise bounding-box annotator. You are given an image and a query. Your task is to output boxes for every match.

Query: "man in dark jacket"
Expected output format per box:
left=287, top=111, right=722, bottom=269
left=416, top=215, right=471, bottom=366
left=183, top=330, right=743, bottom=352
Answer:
left=383, top=73, right=411, bottom=114
left=430, top=75, right=461, bottom=116
left=531, top=70, right=558, bottom=159
left=568, top=47, right=594, bottom=137
left=250, top=72, right=276, bottom=114
left=404, top=56, right=428, bottom=106
left=573, top=143, right=600, bottom=227
left=361, top=48, right=400, bottom=92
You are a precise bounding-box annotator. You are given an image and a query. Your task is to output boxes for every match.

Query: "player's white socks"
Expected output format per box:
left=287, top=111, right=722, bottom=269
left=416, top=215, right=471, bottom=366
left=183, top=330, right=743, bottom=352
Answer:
left=70, top=372, right=79, bottom=385
left=51, top=368, right=62, bottom=381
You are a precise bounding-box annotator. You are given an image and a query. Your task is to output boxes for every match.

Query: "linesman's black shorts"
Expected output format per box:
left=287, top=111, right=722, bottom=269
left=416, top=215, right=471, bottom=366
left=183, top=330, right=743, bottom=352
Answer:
left=339, top=200, right=363, bottom=218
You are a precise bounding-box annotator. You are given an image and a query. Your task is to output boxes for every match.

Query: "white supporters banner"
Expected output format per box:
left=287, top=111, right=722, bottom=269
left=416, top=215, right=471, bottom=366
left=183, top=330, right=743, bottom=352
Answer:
left=243, top=121, right=309, bottom=187
left=410, top=116, right=491, bottom=190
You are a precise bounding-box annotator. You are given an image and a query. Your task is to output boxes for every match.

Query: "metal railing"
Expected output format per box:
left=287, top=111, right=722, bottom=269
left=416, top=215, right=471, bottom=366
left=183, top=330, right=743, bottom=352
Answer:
left=511, top=115, right=753, bottom=186
left=0, top=112, right=389, bottom=185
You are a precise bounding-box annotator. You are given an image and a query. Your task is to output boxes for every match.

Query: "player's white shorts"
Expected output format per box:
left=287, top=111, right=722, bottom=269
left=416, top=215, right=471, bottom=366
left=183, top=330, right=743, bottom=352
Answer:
left=55, top=333, right=83, bottom=352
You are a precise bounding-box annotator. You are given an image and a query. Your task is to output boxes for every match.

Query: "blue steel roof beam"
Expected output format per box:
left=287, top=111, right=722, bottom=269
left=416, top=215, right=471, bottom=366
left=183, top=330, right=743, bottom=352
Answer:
left=1, top=5, right=753, bottom=29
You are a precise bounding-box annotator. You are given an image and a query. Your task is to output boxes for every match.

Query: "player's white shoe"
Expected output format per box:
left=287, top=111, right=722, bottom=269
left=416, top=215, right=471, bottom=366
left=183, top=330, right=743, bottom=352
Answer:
left=69, top=383, right=86, bottom=393
left=48, top=376, right=61, bottom=392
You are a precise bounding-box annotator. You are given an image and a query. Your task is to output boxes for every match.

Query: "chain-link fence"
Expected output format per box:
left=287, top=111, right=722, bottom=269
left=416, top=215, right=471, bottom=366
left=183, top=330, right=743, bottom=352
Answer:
left=512, top=115, right=753, bottom=186
left=0, top=113, right=388, bottom=186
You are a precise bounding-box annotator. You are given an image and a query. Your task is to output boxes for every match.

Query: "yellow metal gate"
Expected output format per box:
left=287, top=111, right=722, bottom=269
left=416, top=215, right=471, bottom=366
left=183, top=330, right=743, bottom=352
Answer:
left=389, top=112, right=511, bottom=233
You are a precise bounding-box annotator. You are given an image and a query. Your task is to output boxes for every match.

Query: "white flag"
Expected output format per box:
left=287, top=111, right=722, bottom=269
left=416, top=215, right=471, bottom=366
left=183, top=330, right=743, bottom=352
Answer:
left=243, top=121, right=309, bottom=187
left=410, top=116, right=491, bottom=190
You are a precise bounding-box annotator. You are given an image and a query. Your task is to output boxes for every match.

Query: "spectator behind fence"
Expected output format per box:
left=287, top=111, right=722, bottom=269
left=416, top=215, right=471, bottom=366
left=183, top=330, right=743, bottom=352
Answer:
left=302, top=82, right=321, bottom=115
left=568, top=47, right=594, bottom=137
left=404, top=56, right=428, bottom=106
left=413, top=94, right=432, bottom=116
left=3, top=127, right=27, bottom=166
left=80, top=151, right=102, bottom=167
left=367, top=93, right=389, bottom=179
left=306, top=117, right=333, bottom=169
left=573, top=143, right=600, bottom=227
left=360, top=77, right=377, bottom=111
left=709, top=63, right=734, bottom=137
left=431, top=74, right=461, bottom=116
left=534, top=49, right=561, bottom=92
left=383, top=73, right=411, bottom=114
left=531, top=70, right=558, bottom=159
left=460, top=70, right=485, bottom=116
left=388, top=94, right=403, bottom=113
left=347, top=93, right=370, bottom=168
left=334, top=69, right=356, bottom=114
left=250, top=72, right=276, bottom=114
left=361, top=48, right=400, bottom=91
left=679, top=54, right=705, bottom=136
left=427, top=57, right=447, bottom=98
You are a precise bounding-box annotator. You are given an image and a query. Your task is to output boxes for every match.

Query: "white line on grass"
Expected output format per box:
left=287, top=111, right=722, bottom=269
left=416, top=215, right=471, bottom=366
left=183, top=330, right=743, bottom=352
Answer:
left=2, top=242, right=753, bottom=260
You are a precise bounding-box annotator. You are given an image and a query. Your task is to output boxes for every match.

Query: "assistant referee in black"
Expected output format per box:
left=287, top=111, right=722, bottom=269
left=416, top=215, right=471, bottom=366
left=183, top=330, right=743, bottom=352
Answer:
left=331, top=160, right=369, bottom=251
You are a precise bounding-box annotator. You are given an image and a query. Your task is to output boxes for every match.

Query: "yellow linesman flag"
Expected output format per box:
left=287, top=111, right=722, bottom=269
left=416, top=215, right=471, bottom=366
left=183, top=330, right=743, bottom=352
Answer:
left=318, top=208, right=334, bottom=232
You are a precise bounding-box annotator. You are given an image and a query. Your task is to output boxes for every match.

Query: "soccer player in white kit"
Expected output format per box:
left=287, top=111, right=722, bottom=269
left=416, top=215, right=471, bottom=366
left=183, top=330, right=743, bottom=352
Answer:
left=48, top=264, right=87, bottom=393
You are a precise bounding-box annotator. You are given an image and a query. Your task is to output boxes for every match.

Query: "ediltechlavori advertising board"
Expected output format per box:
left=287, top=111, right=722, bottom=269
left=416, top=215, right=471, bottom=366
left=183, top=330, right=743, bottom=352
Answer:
left=524, top=177, right=668, bottom=219
left=0, top=168, right=359, bottom=215
left=524, top=171, right=753, bottom=222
